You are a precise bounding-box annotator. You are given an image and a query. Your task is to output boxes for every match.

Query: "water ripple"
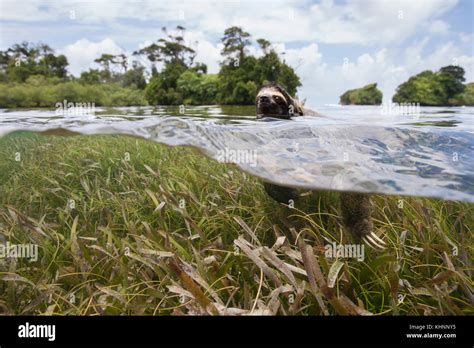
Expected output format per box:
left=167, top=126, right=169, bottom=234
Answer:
left=1, top=105, right=473, bottom=202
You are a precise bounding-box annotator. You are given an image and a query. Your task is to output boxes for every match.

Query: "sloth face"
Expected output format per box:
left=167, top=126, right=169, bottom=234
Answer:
left=256, top=86, right=291, bottom=117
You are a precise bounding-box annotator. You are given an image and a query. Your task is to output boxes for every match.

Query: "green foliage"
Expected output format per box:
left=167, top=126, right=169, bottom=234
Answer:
left=231, top=81, right=257, bottom=104
left=140, top=26, right=207, bottom=105
left=217, top=33, right=301, bottom=105
left=339, top=83, right=383, bottom=105
left=218, top=56, right=258, bottom=104
left=94, top=53, right=115, bottom=72
left=0, top=42, right=69, bottom=82
left=92, top=53, right=129, bottom=81
left=176, top=71, right=219, bottom=104
left=0, top=42, right=149, bottom=107
left=159, top=62, right=188, bottom=90
left=144, top=75, right=162, bottom=105
left=393, top=65, right=470, bottom=106
left=79, top=62, right=147, bottom=89
left=79, top=69, right=103, bottom=84
left=257, top=51, right=301, bottom=95
left=0, top=77, right=147, bottom=108
left=221, top=26, right=251, bottom=63
left=439, top=65, right=466, bottom=96
left=121, top=63, right=147, bottom=89
left=393, top=71, right=447, bottom=105
left=36, top=53, right=68, bottom=79
left=144, top=63, right=188, bottom=105
left=145, top=26, right=301, bottom=106
left=146, top=84, right=183, bottom=105
left=449, top=82, right=474, bottom=106
left=158, top=27, right=196, bottom=67
left=2, top=26, right=303, bottom=107
left=134, top=26, right=196, bottom=69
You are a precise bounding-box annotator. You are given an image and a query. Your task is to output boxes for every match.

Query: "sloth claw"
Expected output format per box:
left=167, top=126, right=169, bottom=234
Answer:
left=362, top=232, right=387, bottom=250
left=370, top=232, right=387, bottom=247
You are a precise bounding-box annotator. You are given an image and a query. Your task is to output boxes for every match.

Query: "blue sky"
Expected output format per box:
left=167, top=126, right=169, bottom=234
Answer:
left=1, top=0, right=473, bottom=104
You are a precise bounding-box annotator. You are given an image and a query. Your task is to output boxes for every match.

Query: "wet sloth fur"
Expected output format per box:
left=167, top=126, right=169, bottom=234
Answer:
left=256, top=82, right=318, bottom=118
left=256, top=83, right=379, bottom=244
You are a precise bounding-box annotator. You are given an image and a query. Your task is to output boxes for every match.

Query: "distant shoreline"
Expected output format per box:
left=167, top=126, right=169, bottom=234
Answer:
left=1, top=103, right=472, bottom=110
left=339, top=66, right=473, bottom=107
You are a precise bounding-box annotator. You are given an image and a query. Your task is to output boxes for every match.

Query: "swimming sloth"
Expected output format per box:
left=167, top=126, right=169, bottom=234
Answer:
left=256, top=83, right=385, bottom=248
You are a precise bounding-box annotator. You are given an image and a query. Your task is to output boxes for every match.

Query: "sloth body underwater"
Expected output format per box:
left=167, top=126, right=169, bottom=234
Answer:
left=255, top=83, right=386, bottom=249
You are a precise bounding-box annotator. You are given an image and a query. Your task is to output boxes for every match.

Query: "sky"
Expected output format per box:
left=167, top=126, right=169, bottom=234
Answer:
left=0, top=0, right=473, bottom=105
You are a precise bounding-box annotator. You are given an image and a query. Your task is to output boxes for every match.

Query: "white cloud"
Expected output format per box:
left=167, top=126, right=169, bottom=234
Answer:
left=428, top=20, right=450, bottom=35
left=0, top=0, right=187, bottom=23
left=294, top=38, right=474, bottom=106
left=459, top=32, right=474, bottom=44
left=286, top=43, right=323, bottom=66
left=1, top=0, right=459, bottom=45
left=61, top=38, right=124, bottom=76
left=0, top=0, right=56, bottom=22
left=304, top=0, right=459, bottom=44
left=182, top=31, right=223, bottom=74
left=135, top=30, right=224, bottom=74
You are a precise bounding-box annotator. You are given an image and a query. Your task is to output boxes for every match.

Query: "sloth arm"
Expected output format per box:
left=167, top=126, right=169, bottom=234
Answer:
left=301, top=107, right=322, bottom=117
left=339, top=192, right=373, bottom=239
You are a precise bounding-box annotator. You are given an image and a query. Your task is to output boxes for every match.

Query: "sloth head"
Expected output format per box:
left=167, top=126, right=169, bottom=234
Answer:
left=256, top=83, right=303, bottom=118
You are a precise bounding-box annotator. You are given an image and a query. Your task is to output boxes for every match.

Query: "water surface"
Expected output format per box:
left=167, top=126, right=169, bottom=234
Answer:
left=1, top=104, right=473, bottom=202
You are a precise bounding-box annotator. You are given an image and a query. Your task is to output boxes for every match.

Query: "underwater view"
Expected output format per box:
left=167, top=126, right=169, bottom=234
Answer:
left=0, top=104, right=473, bottom=316
left=2, top=105, right=474, bottom=200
